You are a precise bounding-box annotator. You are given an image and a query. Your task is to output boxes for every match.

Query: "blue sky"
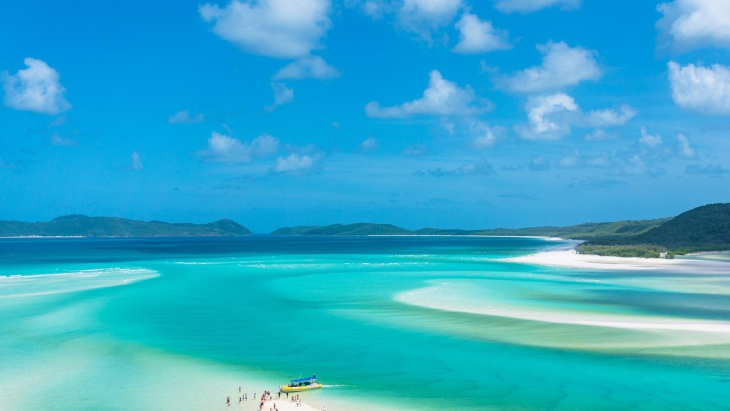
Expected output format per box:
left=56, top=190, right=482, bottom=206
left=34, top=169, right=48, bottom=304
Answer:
left=2, top=0, right=730, bottom=232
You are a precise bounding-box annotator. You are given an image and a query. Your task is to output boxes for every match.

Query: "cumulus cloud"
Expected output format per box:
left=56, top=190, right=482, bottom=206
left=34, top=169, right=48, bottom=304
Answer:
left=583, top=104, right=637, bottom=127
left=556, top=150, right=581, bottom=168
left=470, top=121, right=503, bottom=149
left=496, top=41, right=601, bottom=93
left=266, top=82, right=294, bottom=111
left=251, top=133, right=280, bottom=155
left=495, top=0, right=580, bottom=13
left=2, top=58, right=71, bottom=115
left=453, top=12, right=511, bottom=54
left=362, top=0, right=387, bottom=19
left=199, top=0, right=332, bottom=58
left=399, top=0, right=463, bottom=37
left=130, top=152, right=144, bottom=171
left=274, top=153, right=318, bottom=173
left=676, top=133, right=695, bottom=157
left=360, top=137, right=379, bottom=151
left=668, top=61, right=730, bottom=115
left=50, top=133, right=78, bottom=147
left=273, top=56, right=340, bottom=80
left=639, top=126, right=663, bottom=148
left=516, top=93, right=579, bottom=140
left=657, top=0, right=730, bottom=51
left=199, top=132, right=279, bottom=163
left=365, top=70, right=491, bottom=118
left=168, top=110, right=205, bottom=124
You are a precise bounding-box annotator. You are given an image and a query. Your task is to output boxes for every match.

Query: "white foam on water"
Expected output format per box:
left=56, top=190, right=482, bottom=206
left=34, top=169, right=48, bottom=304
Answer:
left=0, top=267, right=159, bottom=299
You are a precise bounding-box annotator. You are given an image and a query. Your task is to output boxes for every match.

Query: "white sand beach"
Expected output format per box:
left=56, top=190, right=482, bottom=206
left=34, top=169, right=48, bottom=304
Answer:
left=504, top=248, right=730, bottom=273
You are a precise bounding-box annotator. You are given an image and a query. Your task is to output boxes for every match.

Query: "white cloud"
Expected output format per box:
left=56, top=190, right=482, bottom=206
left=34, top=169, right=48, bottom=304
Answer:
left=496, top=41, right=601, bottom=93
left=362, top=1, right=386, bottom=19
left=168, top=110, right=205, bottom=124
left=199, top=131, right=279, bottom=163
left=199, top=0, right=332, bottom=58
left=453, top=12, right=511, bottom=54
left=557, top=150, right=581, bottom=168
left=676, top=133, right=695, bottom=157
left=400, top=0, right=463, bottom=26
left=668, top=61, right=730, bottom=115
left=470, top=121, right=503, bottom=149
left=365, top=70, right=491, bottom=118
left=584, top=104, right=637, bottom=127
left=50, top=133, right=77, bottom=147
left=639, top=126, right=663, bottom=148
left=130, top=152, right=144, bottom=171
left=251, top=133, right=280, bottom=155
left=584, top=129, right=617, bottom=141
left=2, top=58, right=71, bottom=115
left=360, top=137, right=379, bottom=151
left=495, top=0, right=580, bottom=13
left=657, top=0, right=730, bottom=51
left=516, top=93, right=579, bottom=140
left=273, top=56, right=340, bottom=80
left=274, top=153, right=317, bottom=173
left=267, top=82, right=294, bottom=111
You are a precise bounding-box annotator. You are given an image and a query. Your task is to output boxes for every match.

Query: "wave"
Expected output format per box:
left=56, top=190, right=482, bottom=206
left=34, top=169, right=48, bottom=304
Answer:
left=0, top=268, right=159, bottom=299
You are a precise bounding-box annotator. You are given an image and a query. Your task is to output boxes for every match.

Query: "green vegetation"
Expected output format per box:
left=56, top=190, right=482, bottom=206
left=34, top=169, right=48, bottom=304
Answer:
left=577, top=244, right=671, bottom=259
left=273, top=219, right=668, bottom=239
left=0, top=215, right=252, bottom=237
left=586, top=203, right=730, bottom=256
left=418, top=218, right=669, bottom=239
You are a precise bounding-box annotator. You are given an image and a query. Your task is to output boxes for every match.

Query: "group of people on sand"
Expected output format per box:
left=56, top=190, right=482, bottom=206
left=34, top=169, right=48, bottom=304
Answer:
left=226, top=386, right=256, bottom=407
left=289, top=394, right=303, bottom=407
left=225, top=386, right=325, bottom=410
left=257, top=390, right=275, bottom=411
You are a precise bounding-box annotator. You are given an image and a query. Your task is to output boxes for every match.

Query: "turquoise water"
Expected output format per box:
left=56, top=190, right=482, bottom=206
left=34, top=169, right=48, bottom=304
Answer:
left=1, top=236, right=729, bottom=410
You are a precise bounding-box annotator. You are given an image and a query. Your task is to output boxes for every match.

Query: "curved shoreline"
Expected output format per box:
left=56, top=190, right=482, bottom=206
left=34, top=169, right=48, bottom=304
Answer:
left=503, top=247, right=730, bottom=273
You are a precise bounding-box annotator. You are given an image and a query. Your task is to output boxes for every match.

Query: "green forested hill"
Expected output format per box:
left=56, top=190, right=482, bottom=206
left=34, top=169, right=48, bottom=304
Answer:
left=0, top=215, right=252, bottom=237
left=587, top=203, right=730, bottom=253
left=416, top=219, right=668, bottom=239
left=272, top=219, right=668, bottom=239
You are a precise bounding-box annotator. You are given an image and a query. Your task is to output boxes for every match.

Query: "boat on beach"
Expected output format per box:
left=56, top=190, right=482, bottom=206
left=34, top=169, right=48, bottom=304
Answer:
left=281, top=375, right=322, bottom=393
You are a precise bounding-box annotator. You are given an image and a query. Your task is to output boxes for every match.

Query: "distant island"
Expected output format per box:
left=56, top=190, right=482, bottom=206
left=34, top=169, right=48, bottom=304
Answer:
left=2, top=204, right=729, bottom=258
left=271, top=219, right=668, bottom=239
left=0, top=215, right=252, bottom=237
left=272, top=203, right=730, bottom=258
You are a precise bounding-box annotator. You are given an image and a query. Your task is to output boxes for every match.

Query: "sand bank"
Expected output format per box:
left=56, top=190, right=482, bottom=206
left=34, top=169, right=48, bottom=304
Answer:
left=503, top=249, right=730, bottom=273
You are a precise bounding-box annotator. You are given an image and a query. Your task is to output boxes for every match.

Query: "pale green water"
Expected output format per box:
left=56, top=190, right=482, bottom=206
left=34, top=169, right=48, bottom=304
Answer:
left=1, top=236, right=729, bottom=410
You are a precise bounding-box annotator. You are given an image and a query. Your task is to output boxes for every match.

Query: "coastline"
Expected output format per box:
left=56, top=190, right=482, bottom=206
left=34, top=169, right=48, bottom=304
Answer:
left=503, top=246, right=730, bottom=273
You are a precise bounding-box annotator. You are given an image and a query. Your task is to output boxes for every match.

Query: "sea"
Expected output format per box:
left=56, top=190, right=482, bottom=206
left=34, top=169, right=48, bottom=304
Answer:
left=1, top=236, right=729, bottom=410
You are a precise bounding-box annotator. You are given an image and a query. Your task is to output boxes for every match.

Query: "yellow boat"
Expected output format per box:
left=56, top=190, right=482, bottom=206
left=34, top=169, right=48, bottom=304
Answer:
left=281, top=375, right=322, bottom=393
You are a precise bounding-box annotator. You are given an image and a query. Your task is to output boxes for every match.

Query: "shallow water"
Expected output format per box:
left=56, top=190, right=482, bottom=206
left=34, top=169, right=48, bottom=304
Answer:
left=1, top=236, right=729, bottom=410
